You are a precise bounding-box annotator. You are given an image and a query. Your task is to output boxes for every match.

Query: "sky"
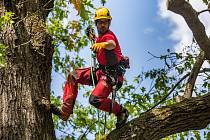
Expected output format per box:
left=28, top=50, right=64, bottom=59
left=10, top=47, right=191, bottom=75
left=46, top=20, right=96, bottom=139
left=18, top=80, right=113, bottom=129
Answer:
left=51, top=0, right=210, bottom=139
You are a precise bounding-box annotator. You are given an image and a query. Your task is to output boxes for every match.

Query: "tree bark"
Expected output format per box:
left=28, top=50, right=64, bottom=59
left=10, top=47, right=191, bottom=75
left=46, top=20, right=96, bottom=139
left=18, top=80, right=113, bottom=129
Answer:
left=0, top=0, right=55, bottom=139
left=107, top=92, right=210, bottom=140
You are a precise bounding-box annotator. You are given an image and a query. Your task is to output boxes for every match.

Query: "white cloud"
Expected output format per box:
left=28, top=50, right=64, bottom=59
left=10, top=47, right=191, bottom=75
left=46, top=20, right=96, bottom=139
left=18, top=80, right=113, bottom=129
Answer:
left=157, top=0, right=210, bottom=52
left=158, top=0, right=210, bottom=69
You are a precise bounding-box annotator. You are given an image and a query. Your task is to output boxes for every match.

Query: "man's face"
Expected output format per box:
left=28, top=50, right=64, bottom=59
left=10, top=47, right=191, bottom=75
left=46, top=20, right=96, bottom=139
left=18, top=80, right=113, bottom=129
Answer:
left=96, top=19, right=110, bottom=35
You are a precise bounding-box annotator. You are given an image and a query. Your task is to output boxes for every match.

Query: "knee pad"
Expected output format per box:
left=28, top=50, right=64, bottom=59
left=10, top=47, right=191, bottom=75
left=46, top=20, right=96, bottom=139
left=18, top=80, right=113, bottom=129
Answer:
left=89, top=94, right=100, bottom=108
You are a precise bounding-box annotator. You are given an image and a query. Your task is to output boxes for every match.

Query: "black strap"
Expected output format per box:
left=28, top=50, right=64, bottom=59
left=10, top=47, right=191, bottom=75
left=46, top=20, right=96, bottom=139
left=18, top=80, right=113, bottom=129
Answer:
left=90, top=67, right=98, bottom=85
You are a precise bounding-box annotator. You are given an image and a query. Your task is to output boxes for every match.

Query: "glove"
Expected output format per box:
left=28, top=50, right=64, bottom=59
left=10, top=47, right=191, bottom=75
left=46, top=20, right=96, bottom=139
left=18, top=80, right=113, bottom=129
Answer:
left=85, top=26, right=96, bottom=41
left=91, top=42, right=108, bottom=53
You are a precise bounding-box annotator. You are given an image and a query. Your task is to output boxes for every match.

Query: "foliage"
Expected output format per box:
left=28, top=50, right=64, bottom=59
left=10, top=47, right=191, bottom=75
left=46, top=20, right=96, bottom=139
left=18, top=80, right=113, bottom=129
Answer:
left=47, top=0, right=101, bottom=139
left=202, top=0, right=210, bottom=5
left=110, top=42, right=209, bottom=139
left=0, top=11, right=14, bottom=67
left=47, top=0, right=95, bottom=76
left=0, top=43, right=7, bottom=67
left=47, top=0, right=210, bottom=139
left=0, top=11, right=14, bottom=28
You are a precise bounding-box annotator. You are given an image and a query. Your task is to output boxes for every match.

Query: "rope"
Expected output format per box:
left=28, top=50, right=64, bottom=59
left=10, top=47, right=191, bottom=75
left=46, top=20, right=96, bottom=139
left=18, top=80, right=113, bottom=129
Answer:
left=87, top=23, right=107, bottom=137
left=89, top=40, right=101, bottom=138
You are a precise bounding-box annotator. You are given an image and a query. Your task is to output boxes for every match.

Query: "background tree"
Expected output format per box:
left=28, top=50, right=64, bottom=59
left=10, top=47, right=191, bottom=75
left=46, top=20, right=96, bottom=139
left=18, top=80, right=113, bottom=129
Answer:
left=1, top=0, right=210, bottom=140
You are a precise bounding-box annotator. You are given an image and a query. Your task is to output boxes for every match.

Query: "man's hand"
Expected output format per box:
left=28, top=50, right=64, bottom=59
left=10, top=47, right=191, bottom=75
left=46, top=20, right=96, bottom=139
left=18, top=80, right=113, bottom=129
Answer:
left=85, top=26, right=96, bottom=41
left=91, top=42, right=108, bottom=53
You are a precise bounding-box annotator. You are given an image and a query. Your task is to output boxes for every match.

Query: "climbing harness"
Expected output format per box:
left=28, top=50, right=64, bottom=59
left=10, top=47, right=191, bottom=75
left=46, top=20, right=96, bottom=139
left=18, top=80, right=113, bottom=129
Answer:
left=99, top=56, right=130, bottom=114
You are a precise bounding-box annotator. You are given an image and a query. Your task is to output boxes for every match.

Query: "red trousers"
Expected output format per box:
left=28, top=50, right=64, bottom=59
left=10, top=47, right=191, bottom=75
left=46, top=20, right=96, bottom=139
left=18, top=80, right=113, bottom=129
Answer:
left=61, top=67, right=123, bottom=118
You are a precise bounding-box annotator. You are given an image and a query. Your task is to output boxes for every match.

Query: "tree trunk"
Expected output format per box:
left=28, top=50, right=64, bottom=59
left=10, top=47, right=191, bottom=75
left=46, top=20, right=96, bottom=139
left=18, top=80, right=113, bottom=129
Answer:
left=107, top=92, right=210, bottom=140
left=0, top=0, right=55, bottom=139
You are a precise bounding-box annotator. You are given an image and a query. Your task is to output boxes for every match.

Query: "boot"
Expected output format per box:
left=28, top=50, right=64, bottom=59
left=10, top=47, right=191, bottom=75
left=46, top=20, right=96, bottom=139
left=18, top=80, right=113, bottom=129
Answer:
left=50, top=104, right=62, bottom=116
left=116, top=107, right=129, bottom=128
left=50, top=104, right=71, bottom=121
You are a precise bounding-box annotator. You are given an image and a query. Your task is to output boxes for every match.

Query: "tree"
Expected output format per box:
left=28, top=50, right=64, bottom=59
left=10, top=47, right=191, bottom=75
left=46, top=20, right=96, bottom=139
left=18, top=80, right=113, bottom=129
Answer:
left=0, top=0, right=95, bottom=139
left=0, top=0, right=55, bottom=139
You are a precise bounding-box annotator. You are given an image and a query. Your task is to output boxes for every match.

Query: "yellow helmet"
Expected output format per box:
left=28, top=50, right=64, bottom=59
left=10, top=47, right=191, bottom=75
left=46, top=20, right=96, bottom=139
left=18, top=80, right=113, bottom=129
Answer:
left=94, top=7, right=112, bottom=21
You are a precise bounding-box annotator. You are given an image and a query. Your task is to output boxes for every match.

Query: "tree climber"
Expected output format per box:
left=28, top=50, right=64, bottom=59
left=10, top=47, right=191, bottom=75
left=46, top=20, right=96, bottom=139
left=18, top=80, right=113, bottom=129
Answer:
left=51, top=7, right=130, bottom=128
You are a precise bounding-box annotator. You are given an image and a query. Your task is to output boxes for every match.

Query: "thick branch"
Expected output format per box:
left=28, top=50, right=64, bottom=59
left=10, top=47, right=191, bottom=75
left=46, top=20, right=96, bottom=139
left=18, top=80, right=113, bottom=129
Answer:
left=167, top=0, right=210, bottom=60
left=107, top=92, right=210, bottom=140
left=184, top=50, right=205, bottom=98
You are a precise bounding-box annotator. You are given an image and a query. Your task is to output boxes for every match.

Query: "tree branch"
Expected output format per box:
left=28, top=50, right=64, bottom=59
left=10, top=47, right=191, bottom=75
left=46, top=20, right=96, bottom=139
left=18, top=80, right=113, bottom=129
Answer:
left=198, top=9, right=210, bottom=15
left=183, top=50, right=205, bottom=98
left=107, top=92, right=210, bottom=140
left=167, top=0, right=210, bottom=60
left=147, top=68, right=210, bottom=110
left=107, top=68, right=210, bottom=139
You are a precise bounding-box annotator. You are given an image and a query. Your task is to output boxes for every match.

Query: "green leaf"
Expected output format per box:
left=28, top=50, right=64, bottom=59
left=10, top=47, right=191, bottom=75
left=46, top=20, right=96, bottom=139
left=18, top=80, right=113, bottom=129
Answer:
left=193, top=130, right=201, bottom=140
left=202, top=0, right=208, bottom=5
left=79, top=3, right=89, bottom=20
left=0, top=11, right=14, bottom=28
left=0, top=43, right=7, bottom=67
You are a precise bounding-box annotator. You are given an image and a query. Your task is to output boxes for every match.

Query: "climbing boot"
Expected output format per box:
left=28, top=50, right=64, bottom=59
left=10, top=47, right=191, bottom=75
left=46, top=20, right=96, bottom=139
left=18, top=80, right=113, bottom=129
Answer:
left=50, top=104, right=71, bottom=121
left=50, top=104, right=62, bottom=116
left=116, top=108, right=129, bottom=128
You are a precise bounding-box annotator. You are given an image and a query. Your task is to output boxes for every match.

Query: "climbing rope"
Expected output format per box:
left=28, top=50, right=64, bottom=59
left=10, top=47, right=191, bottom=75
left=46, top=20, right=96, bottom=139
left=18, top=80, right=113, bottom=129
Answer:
left=89, top=40, right=101, bottom=138
left=86, top=25, right=103, bottom=138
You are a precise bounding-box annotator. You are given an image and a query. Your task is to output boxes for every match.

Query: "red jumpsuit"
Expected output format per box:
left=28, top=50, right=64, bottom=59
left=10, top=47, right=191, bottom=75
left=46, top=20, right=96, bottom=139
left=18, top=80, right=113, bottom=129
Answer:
left=61, top=30, right=123, bottom=119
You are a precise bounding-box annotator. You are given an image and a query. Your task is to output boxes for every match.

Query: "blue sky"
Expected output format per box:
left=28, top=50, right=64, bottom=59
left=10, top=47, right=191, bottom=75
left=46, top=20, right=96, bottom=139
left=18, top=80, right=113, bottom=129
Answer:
left=104, top=0, right=175, bottom=78
left=51, top=0, right=210, bottom=139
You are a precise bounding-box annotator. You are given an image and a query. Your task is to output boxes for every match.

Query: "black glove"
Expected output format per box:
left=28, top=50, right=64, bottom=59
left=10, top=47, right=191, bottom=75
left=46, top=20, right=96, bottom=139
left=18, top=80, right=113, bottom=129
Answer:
left=85, top=25, right=96, bottom=41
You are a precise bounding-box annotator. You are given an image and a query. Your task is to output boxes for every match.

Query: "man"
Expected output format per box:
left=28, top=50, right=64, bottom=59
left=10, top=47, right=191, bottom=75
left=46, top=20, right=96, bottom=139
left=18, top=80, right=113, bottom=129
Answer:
left=51, top=7, right=129, bottom=128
